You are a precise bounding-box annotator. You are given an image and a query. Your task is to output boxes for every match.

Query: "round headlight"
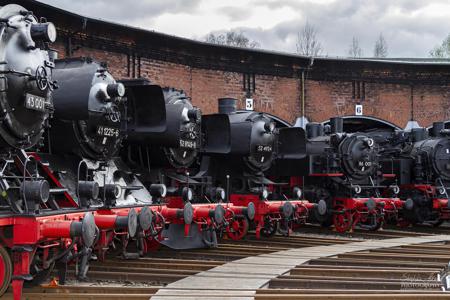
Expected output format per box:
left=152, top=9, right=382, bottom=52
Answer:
left=260, top=188, right=269, bottom=200
left=390, top=185, right=400, bottom=195
left=293, top=187, right=302, bottom=199
left=264, top=122, right=275, bottom=133
left=31, top=22, right=57, bottom=43
left=182, top=187, right=193, bottom=202
left=216, top=187, right=226, bottom=201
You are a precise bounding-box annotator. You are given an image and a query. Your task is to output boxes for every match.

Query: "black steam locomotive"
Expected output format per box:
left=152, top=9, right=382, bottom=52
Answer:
left=378, top=122, right=450, bottom=225
left=286, top=117, right=402, bottom=232
left=0, top=4, right=56, bottom=214
left=40, top=57, right=131, bottom=208
left=122, top=82, right=201, bottom=201
left=197, top=98, right=277, bottom=195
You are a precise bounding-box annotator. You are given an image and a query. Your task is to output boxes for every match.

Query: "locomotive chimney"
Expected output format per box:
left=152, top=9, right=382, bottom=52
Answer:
left=411, top=127, right=428, bottom=142
left=431, top=122, right=444, bottom=137
left=306, top=122, right=324, bottom=138
left=218, top=98, right=237, bottom=114
left=330, top=117, right=343, bottom=134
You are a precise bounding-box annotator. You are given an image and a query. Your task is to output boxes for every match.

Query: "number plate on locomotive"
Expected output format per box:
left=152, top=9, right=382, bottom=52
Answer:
left=256, top=145, right=273, bottom=152
left=97, top=126, right=119, bottom=137
left=25, top=93, right=46, bottom=112
left=180, top=139, right=197, bottom=149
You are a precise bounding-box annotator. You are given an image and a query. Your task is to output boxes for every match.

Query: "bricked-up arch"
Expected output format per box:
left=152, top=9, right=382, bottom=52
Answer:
left=7, top=0, right=450, bottom=126
left=322, top=115, right=401, bottom=133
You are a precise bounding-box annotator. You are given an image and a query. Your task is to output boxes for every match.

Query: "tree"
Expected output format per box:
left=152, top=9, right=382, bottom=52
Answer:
left=296, top=22, right=323, bottom=56
left=205, top=30, right=260, bottom=48
left=429, top=34, right=450, bottom=58
left=373, top=33, right=388, bottom=58
left=348, top=36, right=363, bottom=58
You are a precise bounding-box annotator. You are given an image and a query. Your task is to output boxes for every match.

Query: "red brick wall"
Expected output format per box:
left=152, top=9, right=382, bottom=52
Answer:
left=57, top=43, right=450, bottom=127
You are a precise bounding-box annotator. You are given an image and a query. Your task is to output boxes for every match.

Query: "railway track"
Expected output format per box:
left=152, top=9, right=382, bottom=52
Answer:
left=4, top=227, right=450, bottom=299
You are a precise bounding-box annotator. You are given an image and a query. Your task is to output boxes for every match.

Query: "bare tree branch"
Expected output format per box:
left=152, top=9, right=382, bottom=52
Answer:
left=205, top=30, right=260, bottom=48
left=348, top=36, right=363, bottom=58
left=429, top=33, right=450, bottom=58
left=373, top=33, right=388, bottom=58
left=296, top=22, right=323, bottom=56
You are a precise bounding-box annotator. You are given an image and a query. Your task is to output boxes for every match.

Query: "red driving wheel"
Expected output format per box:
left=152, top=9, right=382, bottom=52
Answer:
left=333, top=207, right=353, bottom=233
left=226, top=218, right=249, bottom=240
left=0, top=245, right=12, bottom=297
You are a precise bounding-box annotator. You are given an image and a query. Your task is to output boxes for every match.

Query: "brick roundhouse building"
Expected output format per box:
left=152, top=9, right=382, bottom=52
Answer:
left=8, top=0, right=450, bottom=127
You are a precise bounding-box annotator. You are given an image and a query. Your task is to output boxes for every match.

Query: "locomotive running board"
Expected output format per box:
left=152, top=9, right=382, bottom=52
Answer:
left=160, top=224, right=218, bottom=249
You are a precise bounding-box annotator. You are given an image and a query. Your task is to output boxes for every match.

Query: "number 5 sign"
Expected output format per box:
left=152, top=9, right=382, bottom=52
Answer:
left=245, top=98, right=254, bottom=111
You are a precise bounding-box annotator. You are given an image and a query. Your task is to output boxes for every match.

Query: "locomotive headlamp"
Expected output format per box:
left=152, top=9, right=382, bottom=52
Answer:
left=149, top=184, right=167, bottom=198
left=182, top=187, right=194, bottom=202
left=187, top=108, right=201, bottom=122
left=215, top=187, right=226, bottom=201
left=264, top=122, right=275, bottom=133
left=78, top=180, right=100, bottom=201
left=100, top=184, right=122, bottom=207
left=31, top=22, right=57, bottom=43
left=365, top=138, right=374, bottom=148
left=107, top=83, right=125, bottom=98
left=293, top=187, right=302, bottom=199
left=260, top=187, right=269, bottom=200
left=353, top=185, right=362, bottom=194
left=390, top=185, right=400, bottom=195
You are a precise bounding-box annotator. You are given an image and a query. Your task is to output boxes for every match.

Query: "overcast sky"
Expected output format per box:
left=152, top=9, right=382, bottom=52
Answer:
left=39, top=0, right=450, bottom=58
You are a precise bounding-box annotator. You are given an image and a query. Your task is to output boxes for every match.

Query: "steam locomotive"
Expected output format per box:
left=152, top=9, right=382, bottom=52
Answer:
left=195, top=98, right=321, bottom=239
left=282, top=117, right=403, bottom=232
left=377, top=121, right=450, bottom=225
left=0, top=5, right=99, bottom=298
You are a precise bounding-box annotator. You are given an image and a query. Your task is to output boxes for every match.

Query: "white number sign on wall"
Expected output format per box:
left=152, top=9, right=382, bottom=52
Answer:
left=245, top=98, right=254, bottom=111
left=355, top=104, right=363, bottom=116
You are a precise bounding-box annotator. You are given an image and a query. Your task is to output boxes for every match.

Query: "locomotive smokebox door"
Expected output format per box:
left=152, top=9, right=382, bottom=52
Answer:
left=0, top=4, right=56, bottom=149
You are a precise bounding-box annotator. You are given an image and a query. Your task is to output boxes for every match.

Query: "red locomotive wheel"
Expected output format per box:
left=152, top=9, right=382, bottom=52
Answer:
left=333, top=208, right=353, bottom=233
left=0, top=245, right=12, bottom=297
left=226, top=218, right=249, bottom=241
